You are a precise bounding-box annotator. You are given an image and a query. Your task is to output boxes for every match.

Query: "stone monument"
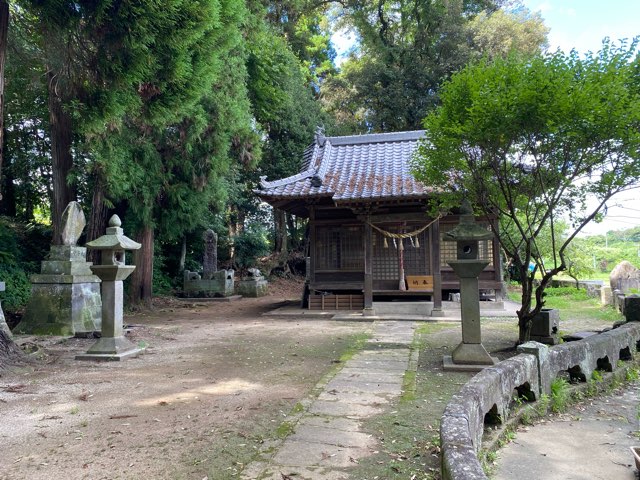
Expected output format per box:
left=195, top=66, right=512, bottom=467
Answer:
left=15, top=202, right=102, bottom=336
left=443, top=201, right=499, bottom=371
left=237, top=268, right=268, bottom=297
left=183, top=228, right=234, bottom=297
left=76, top=215, right=142, bottom=361
left=202, top=229, right=218, bottom=279
left=0, top=281, right=11, bottom=338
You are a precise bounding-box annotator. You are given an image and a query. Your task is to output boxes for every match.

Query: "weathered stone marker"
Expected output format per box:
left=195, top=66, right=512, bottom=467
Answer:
left=443, top=201, right=498, bottom=371
left=202, top=229, right=218, bottom=280
left=237, top=268, right=268, bottom=297
left=0, top=281, right=11, bottom=338
left=15, top=202, right=102, bottom=336
left=183, top=228, right=234, bottom=297
left=76, top=215, right=142, bottom=361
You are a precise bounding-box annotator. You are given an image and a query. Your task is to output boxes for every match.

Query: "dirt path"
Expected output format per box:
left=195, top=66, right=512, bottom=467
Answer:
left=0, top=280, right=371, bottom=480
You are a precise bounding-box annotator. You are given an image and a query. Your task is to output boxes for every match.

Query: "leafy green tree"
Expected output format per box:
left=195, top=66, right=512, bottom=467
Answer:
left=322, top=0, right=547, bottom=133
left=564, top=241, right=596, bottom=288
left=413, top=40, right=640, bottom=342
left=466, top=7, right=549, bottom=60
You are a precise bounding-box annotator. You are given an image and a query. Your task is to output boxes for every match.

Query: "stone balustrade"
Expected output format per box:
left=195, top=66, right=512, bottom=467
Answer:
left=440, top=322, right=640, bottom=480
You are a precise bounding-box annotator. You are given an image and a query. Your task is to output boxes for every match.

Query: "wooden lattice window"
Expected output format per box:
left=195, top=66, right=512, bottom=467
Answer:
left=440, top=222, right=493, bottom=267
left=315, top=225, right=364, bottom=271
left=372, top=225, right=430, bottom=280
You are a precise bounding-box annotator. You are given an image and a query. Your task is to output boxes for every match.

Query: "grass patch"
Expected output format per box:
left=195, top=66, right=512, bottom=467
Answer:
left=348, top=323, right=472, bottom=479
left=509, top=285, right=623, bottom=323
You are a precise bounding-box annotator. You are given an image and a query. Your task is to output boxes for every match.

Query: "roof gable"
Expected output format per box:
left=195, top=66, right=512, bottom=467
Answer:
left=257, top=129, right=432, bottom=205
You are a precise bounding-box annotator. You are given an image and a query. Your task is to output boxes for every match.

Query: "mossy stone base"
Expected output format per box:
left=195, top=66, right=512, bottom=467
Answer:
left=15, top=281, right=102, bottom=336
left=236, top=279, right=268, bottom=298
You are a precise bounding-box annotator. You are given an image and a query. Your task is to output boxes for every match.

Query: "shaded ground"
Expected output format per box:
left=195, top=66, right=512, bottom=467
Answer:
left=494, top=381, right=640, bottom=480
left=0, top=278, right=372, bottom=480
left=0, top=278, right=628, bottom=479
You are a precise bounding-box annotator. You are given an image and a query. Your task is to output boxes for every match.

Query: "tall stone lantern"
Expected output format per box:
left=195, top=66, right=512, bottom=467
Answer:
left=442, top=201, right=498, bottom=371
left=76, top=215, right=142, bottom=361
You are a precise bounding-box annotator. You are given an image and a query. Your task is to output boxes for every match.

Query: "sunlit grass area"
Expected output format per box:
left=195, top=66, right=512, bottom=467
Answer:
left=508, top=285, right=623, bottom=323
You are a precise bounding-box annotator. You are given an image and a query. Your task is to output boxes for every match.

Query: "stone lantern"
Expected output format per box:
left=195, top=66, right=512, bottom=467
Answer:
left=76, top=215, right=142, bottom=361
left=443, top=200, right=498, bottom=371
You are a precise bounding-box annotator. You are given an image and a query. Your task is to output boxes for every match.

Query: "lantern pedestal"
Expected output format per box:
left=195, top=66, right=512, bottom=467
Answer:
left=76, top=215, right=142, bottom=362
left=443, top=260, right=498, bottom=371
left=441, top=200, right=498, bottom=372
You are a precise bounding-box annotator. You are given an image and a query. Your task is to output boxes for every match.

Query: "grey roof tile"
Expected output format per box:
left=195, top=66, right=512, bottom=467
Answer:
left=258, top=130, right=432, bottom=202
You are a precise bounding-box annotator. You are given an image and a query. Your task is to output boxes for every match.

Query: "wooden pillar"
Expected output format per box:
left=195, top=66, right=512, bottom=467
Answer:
left=309, top=206, right=316, bottom=286
left=431, top=219, right=445, bottom=316
left=363, top=215, right=374, bottom=315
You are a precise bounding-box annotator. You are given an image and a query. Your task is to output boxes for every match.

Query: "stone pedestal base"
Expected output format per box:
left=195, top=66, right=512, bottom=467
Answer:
left=16, top=281, right=102, bottom=336
left=76, top=336, right=143, bottom=361
left=183, top=269, right=235, bottom=297
left=362, top=307, right=376, bottom=317
left=15, top=245, right=102, bottom=336
left=430, top=308, right=446, bottom=317
left=442, top=355, right=499, bottom=372
left=237, top=279, right=268, bottom=297
left=530, top=334, right=559, bottom=345
left=451, top=342, right=497, bottom=365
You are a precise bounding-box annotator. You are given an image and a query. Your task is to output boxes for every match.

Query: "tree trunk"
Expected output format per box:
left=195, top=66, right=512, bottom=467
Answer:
left=517, top=314, right=533, bottom=344
left=0, top=149, right=16, bottom=216
left=47, top=71, right=76, bottom=245
left=274, top=208, right=287, bottom=254
left=0, top=1, right=8, bottom=201
left=0, top=328, right=24, bottom=370
left=129, top=226, right=154, bottom=308
left=86, top=175, right=109, bottom=264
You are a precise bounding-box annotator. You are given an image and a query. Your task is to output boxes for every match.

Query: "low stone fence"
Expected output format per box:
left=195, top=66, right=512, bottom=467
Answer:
left=440, top=322, right=640, bottom=480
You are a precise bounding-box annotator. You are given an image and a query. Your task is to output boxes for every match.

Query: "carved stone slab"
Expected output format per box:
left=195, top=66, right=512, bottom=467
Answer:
left=60, top=201, right=86, bottom=246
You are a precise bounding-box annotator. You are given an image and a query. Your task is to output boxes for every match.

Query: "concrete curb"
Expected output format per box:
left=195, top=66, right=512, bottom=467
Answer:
left=440, top=322, right=640, bottom=480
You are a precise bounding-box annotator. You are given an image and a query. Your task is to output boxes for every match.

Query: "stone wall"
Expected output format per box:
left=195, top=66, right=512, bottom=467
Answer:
left=440, top=322, right=640, bottom=480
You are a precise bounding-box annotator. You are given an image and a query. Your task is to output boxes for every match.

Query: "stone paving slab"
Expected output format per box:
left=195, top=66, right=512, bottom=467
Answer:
left=242, top=320, right=417, bottom=479
left=324, top=378, right=403, bottom=393
left=300, top=415, right=362, bottom=432
left=337, top=369, right=406, bottom=381
left=259, top=466, right=351, bottom=480
left=272, top=440, right=370, bottom=468
left=343, top=359, right=409, bottom=371
left=288, top=424, right=375, bottom=448
left=309, top=400, right=385, bottom=417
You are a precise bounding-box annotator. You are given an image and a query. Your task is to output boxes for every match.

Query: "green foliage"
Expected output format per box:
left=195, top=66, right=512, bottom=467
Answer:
left=591, top=370, right=603, bottom=383
left=323, top=1, right=547, bottom=133
left=0, top=217, right=51, bottom=310
left=414, top=39, right=640, bottom=341
left=626, top=367, right=639, bottom=382
left=466, top=8, right=549, bottom=60
left=233, top=224, right=271, bottom=268
left=550, top=377, right=570, bottom=413
left=0, top=263, right=31, bottom=310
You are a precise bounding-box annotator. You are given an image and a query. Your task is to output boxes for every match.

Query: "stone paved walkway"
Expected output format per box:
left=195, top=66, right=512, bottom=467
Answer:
left=241, top=321, right=418, bottom=480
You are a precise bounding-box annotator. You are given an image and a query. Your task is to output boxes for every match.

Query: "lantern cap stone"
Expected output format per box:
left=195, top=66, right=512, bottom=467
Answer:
left=86, top=215, right=141, bottom=251
left=444, top=200, right=494, bottom=242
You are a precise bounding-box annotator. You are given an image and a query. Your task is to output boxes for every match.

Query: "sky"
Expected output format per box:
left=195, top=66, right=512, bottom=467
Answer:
left=334, top=1, right=640, bottom=236
left=522, top=1, right=640, bottom=235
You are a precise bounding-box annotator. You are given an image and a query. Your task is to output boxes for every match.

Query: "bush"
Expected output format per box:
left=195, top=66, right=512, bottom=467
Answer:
left=0, top=263, right=31, bottom=310
left=233, top=225, right=270, bottom=269
left=0, top=217, right=51, bottom=311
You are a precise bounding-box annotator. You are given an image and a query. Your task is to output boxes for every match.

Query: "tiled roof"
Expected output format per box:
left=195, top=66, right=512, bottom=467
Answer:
left=257, top=130, right=432, bottom=203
